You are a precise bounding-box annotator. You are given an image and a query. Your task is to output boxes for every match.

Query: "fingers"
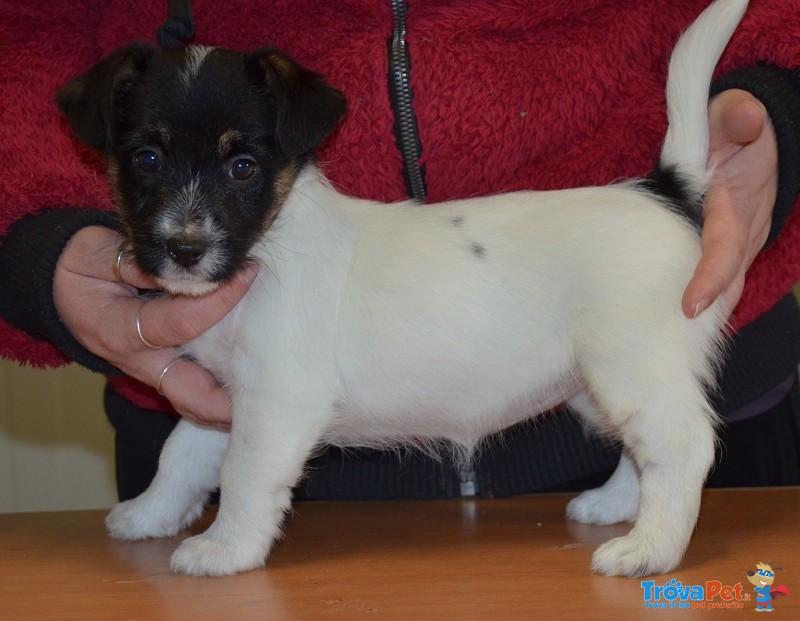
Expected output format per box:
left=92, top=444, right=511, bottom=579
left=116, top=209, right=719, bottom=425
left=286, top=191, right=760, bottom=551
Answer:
left=112, top=245, right=161, bottom=290
left=99, top=229, right=260, bottom=350
left=682, top=187, right=742, bottom=317
left=61, top=226, right=160, bottom=290
left=54, top=225, right=258, bottom=428
left=115, top=345, right=232, bottom=427
left=132, top=263, right=259, bottom=349
left=684, top=90, right=777, bottom=319
left=148, top=356, right=232, bottom=428
left=122, top=264, right=258, bottom=427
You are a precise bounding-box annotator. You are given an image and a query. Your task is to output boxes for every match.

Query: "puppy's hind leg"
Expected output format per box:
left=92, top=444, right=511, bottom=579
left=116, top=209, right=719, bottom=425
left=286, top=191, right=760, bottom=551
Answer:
left=106, top=420, right=228, bottom=540
left=578, top=342, right=717, bottom=577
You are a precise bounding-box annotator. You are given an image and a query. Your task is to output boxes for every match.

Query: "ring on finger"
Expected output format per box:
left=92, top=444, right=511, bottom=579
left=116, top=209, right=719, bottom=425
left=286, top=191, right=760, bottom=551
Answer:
left=112, top=244, right=127, bottom=283
left=135, top=305, right=162, bottom=350
left=156, top=358, right=181, bottom=396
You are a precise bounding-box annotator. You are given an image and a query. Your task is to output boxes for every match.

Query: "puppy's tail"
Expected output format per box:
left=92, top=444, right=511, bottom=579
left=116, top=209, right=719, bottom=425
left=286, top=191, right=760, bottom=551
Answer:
left=654, top=0, right=749, bottom=224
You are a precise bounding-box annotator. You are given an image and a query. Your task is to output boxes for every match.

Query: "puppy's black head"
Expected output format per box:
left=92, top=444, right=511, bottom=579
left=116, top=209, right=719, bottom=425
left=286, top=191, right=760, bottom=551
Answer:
left=58, top=43, right=345, bottom=295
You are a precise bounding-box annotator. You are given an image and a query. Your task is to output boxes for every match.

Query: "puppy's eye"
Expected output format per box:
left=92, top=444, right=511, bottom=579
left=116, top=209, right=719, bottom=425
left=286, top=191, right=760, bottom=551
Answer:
left=228, top=158, right=256, bottom=181
left=134, top=149, right=162, bottom=173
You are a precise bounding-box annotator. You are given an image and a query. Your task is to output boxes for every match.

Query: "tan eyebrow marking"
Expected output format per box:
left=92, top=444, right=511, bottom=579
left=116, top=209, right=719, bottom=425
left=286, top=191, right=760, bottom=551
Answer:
left=218, top=129, right=245, bottom=157
left=156, top=123, right=173, bottom=148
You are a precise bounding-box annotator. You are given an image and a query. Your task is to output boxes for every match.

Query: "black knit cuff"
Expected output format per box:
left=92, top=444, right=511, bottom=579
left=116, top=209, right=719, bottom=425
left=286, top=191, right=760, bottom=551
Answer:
left=711, top=64, right=800, bottom=247
left=0, top=208, right=123, bottom=375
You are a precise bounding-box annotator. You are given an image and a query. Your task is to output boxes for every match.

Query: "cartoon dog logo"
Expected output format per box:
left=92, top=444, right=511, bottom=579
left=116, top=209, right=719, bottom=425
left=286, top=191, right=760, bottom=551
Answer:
left=747, top=562, right=791, bottom=612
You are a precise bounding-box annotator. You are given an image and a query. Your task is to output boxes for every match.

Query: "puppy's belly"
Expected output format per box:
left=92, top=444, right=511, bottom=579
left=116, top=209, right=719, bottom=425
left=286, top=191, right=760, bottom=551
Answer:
left=325, top=357, right=579, bottom=448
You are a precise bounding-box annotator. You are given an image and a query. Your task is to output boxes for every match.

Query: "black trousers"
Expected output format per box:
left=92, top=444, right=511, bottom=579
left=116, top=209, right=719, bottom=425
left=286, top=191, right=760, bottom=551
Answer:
left=106, top=376, right=800, bottom=503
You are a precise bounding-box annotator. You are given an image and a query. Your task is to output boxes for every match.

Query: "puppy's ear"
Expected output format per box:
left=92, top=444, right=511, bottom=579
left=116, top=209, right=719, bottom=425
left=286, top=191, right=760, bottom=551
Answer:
left=244, top=49, right=346, bottom=157
left=57, top=42, right=157, bottom=153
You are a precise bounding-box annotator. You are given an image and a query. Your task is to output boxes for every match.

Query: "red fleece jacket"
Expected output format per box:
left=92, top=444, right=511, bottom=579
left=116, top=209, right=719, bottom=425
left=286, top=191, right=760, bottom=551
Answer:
left=1, top=0, right=799, bottom=413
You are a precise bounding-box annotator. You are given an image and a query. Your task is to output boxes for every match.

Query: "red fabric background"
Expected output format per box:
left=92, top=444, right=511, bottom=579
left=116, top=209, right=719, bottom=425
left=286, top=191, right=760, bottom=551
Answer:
left=1, top=0, right=798, bottom=407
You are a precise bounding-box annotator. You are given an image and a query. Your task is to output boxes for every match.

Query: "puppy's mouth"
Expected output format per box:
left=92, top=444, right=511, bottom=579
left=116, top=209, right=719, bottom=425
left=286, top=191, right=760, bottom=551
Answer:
left=148, top=234, right=238, bottom=296
left=156, top=272, right=223, bottom=296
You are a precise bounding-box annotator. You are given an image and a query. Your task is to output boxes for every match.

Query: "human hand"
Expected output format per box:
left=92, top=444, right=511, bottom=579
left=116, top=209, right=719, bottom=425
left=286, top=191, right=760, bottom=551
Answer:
left=682, top=89, right=778, bottom=318
left=53, top=226, right=258, bottom=427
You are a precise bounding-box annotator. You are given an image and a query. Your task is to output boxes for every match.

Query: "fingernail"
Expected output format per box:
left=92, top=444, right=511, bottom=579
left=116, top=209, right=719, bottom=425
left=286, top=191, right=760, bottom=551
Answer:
left=692, top=299, right=708, bottom=318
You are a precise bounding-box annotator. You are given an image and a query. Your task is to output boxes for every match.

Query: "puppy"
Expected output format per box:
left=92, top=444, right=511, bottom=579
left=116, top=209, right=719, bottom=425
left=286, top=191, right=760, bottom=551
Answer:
left=58, top=0, right=748, bottom=577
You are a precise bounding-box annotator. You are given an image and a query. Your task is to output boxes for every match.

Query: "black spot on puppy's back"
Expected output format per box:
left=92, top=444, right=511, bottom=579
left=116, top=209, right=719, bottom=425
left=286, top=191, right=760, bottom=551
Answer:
left=470, top=242, right=486, bottom=259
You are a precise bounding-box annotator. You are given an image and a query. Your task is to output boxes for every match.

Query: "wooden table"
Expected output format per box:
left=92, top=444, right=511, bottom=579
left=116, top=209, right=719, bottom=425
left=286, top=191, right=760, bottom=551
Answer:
left=1, top=488, right=797, bottom=620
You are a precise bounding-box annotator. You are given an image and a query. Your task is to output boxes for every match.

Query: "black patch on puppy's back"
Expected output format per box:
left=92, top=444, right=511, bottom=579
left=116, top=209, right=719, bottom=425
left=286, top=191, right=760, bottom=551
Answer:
left=639, top=165, right=703, bottom=233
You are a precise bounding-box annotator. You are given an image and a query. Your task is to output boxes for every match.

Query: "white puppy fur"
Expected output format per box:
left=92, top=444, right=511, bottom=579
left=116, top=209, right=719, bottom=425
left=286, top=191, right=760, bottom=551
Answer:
left=105, top=0, right=749, bottom=577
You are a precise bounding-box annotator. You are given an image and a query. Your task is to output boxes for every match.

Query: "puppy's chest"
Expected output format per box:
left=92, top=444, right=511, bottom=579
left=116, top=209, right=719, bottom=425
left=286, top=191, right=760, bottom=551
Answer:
left=183, top=322, right=240, bottom=388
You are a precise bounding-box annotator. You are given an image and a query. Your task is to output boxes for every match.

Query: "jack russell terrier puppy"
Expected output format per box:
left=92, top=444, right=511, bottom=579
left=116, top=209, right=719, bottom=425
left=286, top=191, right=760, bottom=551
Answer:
left=58, top=0, right=748, bottom=577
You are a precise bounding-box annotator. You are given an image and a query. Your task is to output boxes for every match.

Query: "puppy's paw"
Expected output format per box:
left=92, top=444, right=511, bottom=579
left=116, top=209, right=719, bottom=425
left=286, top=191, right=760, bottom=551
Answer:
left=591, top=531, right=681, bottom=577
left=170, top=532, right=267, bottom=576
left=106, top=495, right=205, bottom=541
left=566, top=486, right=638, bottom=525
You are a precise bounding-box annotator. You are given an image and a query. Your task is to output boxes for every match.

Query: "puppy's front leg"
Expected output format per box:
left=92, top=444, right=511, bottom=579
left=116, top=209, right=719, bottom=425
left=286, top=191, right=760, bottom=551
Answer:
left=106, top=420, right=229, bottom=540
left=170, top=395, right=327, bottom=577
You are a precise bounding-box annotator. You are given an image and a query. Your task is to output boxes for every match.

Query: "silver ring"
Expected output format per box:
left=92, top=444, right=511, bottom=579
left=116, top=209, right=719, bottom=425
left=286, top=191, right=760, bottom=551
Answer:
left=112, top=245, right=126, bottom=283
left=156, top=358, right=181, bottom=396
left=135, top=305, right=162, bottom=350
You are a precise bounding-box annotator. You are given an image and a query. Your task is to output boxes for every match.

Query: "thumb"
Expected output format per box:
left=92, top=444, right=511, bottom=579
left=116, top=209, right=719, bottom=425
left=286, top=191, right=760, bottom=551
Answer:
left=709, top=89, right=767, bottom=153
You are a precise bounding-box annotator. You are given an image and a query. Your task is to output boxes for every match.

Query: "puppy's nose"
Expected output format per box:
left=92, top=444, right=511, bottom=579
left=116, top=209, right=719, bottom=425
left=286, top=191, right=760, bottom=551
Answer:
left=166, top=237, right=208, bottom=268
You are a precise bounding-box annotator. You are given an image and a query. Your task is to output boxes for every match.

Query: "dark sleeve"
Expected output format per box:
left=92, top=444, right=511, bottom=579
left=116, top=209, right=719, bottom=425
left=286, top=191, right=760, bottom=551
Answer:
left=0, top=208, right=123, bottom=375
left=711, top=64, right=800, bottom=247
